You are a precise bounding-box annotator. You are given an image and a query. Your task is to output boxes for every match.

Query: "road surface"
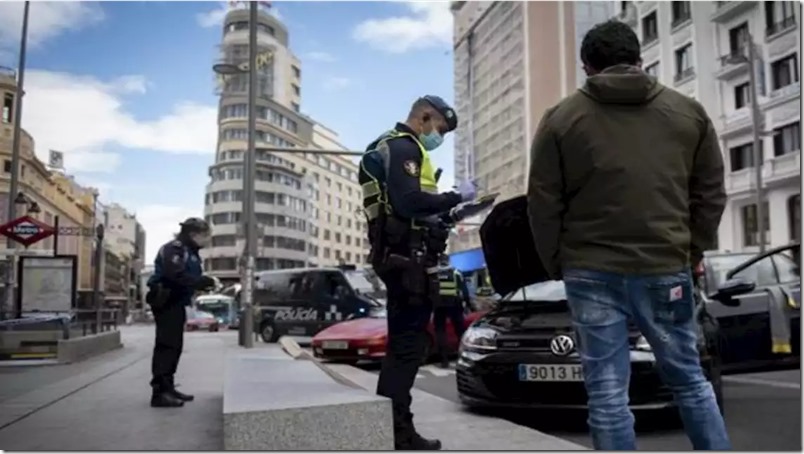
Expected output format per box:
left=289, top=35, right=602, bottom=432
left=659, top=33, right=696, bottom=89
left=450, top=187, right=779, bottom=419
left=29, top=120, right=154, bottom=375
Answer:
left=360, top=362, right=801, bottom=451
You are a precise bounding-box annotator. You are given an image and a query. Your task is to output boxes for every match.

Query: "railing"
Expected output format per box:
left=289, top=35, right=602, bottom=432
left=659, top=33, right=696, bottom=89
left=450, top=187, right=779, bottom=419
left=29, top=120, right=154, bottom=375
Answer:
left=0, top=309, right=120, bottom=340
left=767, top=16, right=797, bottom=37
left=643, top=34, right=659, bottom=46
left=674, top=66, right=695, bottom=83
left=719, top=51, right=747, bottom=67
left=769, top=81, right=800, bottom=100
left=671, top=13, right=692, bottom=28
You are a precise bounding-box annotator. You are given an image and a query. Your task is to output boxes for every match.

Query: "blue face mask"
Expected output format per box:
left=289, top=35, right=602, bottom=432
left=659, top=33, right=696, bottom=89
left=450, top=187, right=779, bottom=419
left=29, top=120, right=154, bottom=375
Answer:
left=419, top=131, right=444, bottom=151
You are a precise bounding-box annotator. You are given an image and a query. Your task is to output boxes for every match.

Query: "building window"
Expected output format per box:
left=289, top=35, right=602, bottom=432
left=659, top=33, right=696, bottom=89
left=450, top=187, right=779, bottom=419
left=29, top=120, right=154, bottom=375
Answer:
left=734, top=82, right=751, bottom=109
left=291, top=102, right=300, bottom=112
left=741, top=202, right=770, bottom=247
left=641, top=12, right=658, bottom=45
left=292, top=65, right=301, bottom=79
left=645, top=62, right=659, bottom=77
left=211, top=235, right=236, bottom=247
left=292, top=84, right=301, bottom=96
left=671, top=1, right=691, bottom=26
left=2, top=93, right=12, bottom=124
left=771, top=53, right=799, bottom=90
left=773, top=122, right=801, bottom=157
left=674, top=44, right=694, bottom=81
left=3, top=160, right=9, bottom=173
left=210, top=258, right=237, bottom=271
left=789, top=194, right=801, bottom=242
left=728, top=22, right=749, bottom=57
left=765, top=1, right=797, bottom=36
left=729, top=142, right=763, bottom=171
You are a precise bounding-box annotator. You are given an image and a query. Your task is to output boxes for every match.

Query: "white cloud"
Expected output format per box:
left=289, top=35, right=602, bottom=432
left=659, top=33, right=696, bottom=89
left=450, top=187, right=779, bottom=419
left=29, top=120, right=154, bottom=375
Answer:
left=0, top=2, right=104, bottom=61
left=137, top=204, right=203, bottom=263
left=322, top=76, right=352, bottom=91
left=197, top=1, right=283, bottom=28
left=304, top=51, right=337, bottom=63
left=352, top=1, right=452, bottom=53
left=23, top=70, right=218, bottom=174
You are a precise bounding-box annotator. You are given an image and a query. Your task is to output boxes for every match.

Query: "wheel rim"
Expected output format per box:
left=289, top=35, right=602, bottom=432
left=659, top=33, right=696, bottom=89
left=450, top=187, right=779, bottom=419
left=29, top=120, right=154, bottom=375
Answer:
left=262, top=325, right=274, bottom=340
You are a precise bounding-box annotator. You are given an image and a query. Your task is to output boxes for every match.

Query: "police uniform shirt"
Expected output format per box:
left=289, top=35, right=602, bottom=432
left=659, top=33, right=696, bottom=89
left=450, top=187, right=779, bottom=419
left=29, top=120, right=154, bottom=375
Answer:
left=359, top=123, right=462, bottom=221
left=151, top=239, right=204, bottom=305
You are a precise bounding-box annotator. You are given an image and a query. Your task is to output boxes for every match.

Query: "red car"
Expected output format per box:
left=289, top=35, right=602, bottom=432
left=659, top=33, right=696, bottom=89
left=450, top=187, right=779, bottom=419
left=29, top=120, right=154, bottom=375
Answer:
left=312, top=306, right=487, bottom=363
left=185, top=308, right=220, bottom=332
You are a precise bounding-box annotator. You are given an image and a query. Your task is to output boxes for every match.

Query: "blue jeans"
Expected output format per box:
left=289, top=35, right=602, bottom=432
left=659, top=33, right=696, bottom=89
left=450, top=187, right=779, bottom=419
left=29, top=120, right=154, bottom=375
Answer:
left=564, top=269, right=731, bottom=450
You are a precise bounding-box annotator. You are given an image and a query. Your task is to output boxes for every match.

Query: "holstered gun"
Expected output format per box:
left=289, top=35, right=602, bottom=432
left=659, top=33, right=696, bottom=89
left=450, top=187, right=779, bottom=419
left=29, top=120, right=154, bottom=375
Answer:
left=145, top=283, right=172, bottom=311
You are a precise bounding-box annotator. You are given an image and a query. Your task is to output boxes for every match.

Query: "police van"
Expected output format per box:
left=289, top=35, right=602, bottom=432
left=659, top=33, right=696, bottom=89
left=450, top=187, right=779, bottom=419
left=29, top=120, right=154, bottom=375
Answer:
left=253, top=267, right=384, bottom=343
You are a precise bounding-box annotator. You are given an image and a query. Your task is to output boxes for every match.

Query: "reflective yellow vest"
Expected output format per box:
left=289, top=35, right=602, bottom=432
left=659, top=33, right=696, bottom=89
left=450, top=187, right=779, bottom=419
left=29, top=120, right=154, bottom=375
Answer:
left=360, top=130, right=438, bottom=223
left=438, top=268, right=462, bottom=297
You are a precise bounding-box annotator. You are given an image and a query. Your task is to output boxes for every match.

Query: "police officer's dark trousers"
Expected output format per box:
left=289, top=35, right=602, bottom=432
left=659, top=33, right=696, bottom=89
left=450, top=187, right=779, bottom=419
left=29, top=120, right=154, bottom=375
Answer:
left=376, top=271, right=434, bottom=442
left=433, top=303, right=465, bottom=364
left=150, top=300, right=186, bottom=392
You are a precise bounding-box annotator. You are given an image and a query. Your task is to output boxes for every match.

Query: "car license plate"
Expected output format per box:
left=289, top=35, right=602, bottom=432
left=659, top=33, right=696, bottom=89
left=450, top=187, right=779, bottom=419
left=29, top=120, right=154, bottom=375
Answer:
left=322, top=341, right=348, bottom=350
left=518, top=364, right=584, bottom=382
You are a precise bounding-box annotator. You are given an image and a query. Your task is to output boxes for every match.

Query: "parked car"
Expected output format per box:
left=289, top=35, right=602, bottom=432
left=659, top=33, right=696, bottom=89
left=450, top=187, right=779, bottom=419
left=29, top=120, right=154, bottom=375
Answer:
left=185, top=308, right=220, bottom=332
left=698, top=243, right=800, bottom=373
left=312, top=306, right=486, bottom=364
left=455, top=280, right=726, bottom=412
left=253, top=267, right=384, bottom=343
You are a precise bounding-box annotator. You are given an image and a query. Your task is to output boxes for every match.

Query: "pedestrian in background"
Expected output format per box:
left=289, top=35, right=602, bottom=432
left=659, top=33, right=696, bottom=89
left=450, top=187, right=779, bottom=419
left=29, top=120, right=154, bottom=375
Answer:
left=434, top=258, right=472, bottom=368
left=527, top=20, right=730, bottom=450
left=146, top=218, right=216, bottom=408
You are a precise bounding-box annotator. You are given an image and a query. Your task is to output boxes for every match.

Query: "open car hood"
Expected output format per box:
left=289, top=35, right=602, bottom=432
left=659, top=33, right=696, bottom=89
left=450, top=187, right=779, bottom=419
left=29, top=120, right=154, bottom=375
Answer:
left=480, top=195, right=550, bottom=296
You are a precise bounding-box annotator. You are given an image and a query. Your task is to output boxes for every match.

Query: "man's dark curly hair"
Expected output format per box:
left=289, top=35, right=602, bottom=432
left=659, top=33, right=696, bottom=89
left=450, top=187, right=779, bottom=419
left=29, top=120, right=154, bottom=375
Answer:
left=580, top=19, right=641, bottom=72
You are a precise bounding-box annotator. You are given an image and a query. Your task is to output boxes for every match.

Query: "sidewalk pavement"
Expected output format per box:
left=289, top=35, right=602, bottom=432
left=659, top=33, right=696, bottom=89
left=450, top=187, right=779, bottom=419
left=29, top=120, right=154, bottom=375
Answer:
left=0, top=327, right=585, bottom=451
left=0, top=326, right=227, bottom=450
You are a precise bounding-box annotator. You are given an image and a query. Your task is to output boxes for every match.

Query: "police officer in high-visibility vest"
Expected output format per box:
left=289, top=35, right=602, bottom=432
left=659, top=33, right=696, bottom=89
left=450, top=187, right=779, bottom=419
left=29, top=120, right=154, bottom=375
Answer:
left=146, top=218, right=216, bottom=408
left=359, top=95, right=477, bottom=450
left=434, top=259, right=472, bottom=368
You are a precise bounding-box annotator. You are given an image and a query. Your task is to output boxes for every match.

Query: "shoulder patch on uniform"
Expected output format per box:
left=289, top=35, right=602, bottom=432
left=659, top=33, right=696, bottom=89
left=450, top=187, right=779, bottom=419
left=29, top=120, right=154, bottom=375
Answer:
left=170, top=240, right=182, bottom=247
left=403, top=160, right=420, bottom=177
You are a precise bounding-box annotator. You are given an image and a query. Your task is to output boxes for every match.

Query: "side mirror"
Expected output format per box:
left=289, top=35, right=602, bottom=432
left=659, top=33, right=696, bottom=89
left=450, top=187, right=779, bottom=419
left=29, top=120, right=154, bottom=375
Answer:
left=711, top=278, right=755, bottom=307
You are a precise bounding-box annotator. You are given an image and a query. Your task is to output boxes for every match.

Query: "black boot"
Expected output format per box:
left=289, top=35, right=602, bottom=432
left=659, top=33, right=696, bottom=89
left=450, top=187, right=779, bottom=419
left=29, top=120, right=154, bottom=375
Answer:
left=151, top=391, right=184, bottom=408
left=169, top=387, right=195, bottom=402
left=396, top=433, right=442, bottom=450
left=167, top=378, right=194, bottom=402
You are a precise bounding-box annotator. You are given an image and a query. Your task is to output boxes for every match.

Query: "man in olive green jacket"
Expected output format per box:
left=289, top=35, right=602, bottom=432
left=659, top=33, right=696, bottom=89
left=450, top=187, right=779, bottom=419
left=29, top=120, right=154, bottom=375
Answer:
left=527, top=20, right=729, bottom=450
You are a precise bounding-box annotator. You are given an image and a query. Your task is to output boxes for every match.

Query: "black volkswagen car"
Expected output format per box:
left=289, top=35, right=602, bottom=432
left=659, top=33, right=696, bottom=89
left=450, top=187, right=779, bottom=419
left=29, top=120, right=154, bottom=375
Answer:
left=455, top=279, right=725, bottom=411
left=460, top=195, right=756, bottom=412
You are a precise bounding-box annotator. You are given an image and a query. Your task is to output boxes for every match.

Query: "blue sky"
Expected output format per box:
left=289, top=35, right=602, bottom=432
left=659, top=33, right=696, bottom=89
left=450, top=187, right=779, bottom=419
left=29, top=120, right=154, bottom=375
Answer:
left=0, top=0, right=457, bottom=261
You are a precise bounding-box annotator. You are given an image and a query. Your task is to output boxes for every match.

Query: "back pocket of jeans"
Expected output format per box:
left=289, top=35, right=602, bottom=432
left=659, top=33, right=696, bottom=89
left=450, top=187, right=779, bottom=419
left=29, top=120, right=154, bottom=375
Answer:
left=647, top=278, right=694, bottom=325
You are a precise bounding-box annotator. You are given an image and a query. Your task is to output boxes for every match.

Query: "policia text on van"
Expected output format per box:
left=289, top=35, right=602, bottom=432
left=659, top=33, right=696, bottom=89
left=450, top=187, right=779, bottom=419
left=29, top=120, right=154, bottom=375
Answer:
left=359, top=95, right=478, bottom=450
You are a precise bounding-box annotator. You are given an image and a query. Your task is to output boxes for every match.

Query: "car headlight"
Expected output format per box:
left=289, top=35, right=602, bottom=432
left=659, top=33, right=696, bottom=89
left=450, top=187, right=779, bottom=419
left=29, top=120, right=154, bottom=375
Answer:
left=635, top=335, right=652, bottom=352
left=461, top=327, right=498, bottom=351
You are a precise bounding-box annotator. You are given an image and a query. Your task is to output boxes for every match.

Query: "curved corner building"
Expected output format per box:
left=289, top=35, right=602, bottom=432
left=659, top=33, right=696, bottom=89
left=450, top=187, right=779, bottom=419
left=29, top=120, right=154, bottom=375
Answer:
left=202, top=5, right=310, bottom=284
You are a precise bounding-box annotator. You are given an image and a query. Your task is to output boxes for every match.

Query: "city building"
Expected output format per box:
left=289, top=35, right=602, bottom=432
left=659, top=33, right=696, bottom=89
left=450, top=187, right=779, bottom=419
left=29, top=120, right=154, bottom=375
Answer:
left=102, top=203, right=146, bottom=312
left=449, top=0, right=614, bottom=252
left=0, top=66, right=97, bottom=304
left=202, top=3, right=363, bottom=283
left=305, top=124, right=368, bottom=267
left=615, top=1, right=800, bottom=251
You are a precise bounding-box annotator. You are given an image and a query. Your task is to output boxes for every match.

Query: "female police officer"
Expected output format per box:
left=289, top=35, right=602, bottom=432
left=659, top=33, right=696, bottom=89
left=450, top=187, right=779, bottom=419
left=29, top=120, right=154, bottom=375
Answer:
left=146, top=218, right=216, bottom=408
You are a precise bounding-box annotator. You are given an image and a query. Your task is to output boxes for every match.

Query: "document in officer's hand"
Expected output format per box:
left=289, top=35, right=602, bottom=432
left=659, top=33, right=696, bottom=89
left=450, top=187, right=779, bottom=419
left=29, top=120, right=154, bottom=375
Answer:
left=450, top=192, right=499, bottom=223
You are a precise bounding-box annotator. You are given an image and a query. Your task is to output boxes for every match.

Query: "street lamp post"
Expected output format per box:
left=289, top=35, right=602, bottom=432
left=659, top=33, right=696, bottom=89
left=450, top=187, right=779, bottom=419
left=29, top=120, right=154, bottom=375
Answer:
left=746, top=33, right=766, bottom=253
left=2, top=1, right=30, bottom=321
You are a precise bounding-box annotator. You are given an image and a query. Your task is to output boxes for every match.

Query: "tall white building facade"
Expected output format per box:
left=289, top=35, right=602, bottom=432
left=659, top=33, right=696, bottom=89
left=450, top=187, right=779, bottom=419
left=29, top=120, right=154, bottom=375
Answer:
left=202, top=4, right=364, bottom=283
left=616, top=1, right=801, bottom=252
left=450, top=1, right=613, bottom=252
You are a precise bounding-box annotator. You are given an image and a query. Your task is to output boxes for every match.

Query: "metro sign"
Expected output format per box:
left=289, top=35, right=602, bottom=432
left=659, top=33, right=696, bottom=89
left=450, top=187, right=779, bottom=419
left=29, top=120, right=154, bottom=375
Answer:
left=0, top=215, right=55, bottom=248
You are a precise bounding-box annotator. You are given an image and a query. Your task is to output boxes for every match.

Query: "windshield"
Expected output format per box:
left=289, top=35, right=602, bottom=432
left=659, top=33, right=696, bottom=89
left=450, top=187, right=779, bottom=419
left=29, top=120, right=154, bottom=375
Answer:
left=344, top=271, right=375, bottom=293
left=367, top=307, right=387, bottom=318
left=705, top=253, right=755, bottom=290
left=507, top=280, right=566, bottom=302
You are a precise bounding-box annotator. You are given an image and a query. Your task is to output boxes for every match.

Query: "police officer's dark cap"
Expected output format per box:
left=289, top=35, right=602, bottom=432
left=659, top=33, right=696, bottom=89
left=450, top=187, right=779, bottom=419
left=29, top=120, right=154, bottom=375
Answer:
left=180, top=217, right=210, bottom=233
left=421, top=95, right=458, bottom=133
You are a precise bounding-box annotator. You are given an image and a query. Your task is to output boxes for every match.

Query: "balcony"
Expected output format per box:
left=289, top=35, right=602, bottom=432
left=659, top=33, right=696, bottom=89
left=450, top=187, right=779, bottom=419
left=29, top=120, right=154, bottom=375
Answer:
left=715, top=52, right=749, bottom=80
left=618, top=3, right=638, bottom=27
left=765, top=81, right=801, bottom=109
left=766, top=16, right=797, bottom=39
left=673, top=67, right=695, bottom=85
left=721, top=109, right=753, bottom=137
left=725, top=168, right=754, bottom=195
left=766, top=150, right=801, bottom=184
left=711, top=1, right=757, bottom=23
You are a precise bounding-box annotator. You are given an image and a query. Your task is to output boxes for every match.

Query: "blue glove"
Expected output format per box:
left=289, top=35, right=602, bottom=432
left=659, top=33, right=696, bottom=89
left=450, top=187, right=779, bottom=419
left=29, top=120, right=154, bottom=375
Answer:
left=456, top=180, right=478, bottom=202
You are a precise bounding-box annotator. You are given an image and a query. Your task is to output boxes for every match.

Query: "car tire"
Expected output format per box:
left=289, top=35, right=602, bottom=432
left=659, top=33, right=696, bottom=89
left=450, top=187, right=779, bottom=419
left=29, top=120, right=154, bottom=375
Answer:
left=260, top=321, right=278, bottom=343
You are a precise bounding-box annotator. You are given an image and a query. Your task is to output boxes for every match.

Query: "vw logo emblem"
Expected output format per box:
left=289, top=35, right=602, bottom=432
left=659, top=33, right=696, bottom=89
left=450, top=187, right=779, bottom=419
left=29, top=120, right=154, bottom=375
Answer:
left=550, top=334, right=574, bottom=356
